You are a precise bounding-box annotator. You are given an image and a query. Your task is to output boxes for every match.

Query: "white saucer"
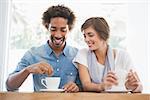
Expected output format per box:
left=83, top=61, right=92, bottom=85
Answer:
left=40, top=89, right=64, bottom=92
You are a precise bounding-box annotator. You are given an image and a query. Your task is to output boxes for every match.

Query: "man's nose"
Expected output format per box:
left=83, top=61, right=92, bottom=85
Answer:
left=55, top=30, right=62, bottom=37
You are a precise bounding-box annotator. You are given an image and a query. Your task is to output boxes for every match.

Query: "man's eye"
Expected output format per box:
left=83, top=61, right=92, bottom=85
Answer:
left=50, top=29, right=56, bottom=31
left=61, top=29, right=67, bottom=32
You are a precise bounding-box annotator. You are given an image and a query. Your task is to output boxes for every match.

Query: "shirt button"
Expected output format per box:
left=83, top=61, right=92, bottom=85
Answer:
left=57, top=60, right=59, bottom=62
left=70, top=72, right=73, bottom=75
left=56, top=68, right=59, bottom=72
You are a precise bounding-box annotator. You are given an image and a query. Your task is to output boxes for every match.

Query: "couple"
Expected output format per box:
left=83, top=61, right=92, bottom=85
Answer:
left=6, top=5, right=142, bottom=93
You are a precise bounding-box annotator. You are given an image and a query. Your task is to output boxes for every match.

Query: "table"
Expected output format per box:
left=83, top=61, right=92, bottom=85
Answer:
left=0, top=92, right=150, bottom=100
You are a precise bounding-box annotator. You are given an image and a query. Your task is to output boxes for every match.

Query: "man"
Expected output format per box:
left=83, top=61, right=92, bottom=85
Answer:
left=6, top=5, right=81, bottom=92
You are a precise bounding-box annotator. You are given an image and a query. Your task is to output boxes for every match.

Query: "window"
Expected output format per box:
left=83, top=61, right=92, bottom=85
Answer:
left=1, top=0, right=149, bottom=93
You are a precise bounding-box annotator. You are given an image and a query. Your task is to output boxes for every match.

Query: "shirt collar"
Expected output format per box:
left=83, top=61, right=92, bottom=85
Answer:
left=45, top=40, right=53, bottom=55
left=63, top=43, right=70, bottom=56
left=45, top=40, right=70, bottom=56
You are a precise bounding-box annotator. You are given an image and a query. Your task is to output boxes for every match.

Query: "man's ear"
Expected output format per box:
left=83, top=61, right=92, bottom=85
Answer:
left=42, top=22, right=49, bottom=29
left=48, top=24, right=51, bottom=31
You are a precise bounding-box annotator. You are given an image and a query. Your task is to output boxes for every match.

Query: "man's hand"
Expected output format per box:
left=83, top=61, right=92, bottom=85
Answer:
left=26, top=61, right=53, bottom=76
left=63, top=82, right=79, bottom=92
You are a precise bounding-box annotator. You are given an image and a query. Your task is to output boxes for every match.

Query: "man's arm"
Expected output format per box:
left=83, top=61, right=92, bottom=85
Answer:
left=6, top=62, right=53, bottom=91
left=6, top=68, right=30, bottom=91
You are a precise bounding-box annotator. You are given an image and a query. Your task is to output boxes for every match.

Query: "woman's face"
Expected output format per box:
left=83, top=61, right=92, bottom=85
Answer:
left=83, top=26, right=105, bottom=51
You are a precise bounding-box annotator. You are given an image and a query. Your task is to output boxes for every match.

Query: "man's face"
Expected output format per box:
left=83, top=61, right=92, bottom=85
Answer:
left=49, top=17, right=69, bottom=48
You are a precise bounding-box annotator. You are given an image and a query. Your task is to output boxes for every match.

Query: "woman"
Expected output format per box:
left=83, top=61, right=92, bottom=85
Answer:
left=73, top=17, right=142, bottom=92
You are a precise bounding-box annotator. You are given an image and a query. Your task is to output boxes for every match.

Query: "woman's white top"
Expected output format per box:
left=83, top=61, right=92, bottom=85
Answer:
left=74, top=48, right=134, bottom=69
left=73, top=48, right=135, bottom=83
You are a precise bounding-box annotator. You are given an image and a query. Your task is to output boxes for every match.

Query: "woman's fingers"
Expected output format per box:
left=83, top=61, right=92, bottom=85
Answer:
left=106, top=71, right=118, bottom=85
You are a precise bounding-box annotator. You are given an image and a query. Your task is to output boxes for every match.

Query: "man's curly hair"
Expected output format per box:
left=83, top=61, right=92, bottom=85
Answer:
left=42, top=5, right=76, bottom=31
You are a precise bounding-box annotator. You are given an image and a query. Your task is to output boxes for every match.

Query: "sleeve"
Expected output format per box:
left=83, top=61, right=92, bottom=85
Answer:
left=10, top=50, right=32, bottom=74
left=72, top=48, right=88, bottom=69
left=124, top=51, right=135, bottom=71
left=118, top=50, right=135, bottom=71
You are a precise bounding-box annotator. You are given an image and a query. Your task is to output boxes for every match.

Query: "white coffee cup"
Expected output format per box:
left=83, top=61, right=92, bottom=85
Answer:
left=111, top=69, right=128, bottom=90
left=41, top=77, right=60, bottom=89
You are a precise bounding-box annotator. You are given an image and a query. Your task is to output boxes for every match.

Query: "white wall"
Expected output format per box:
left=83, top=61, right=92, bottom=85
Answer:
left=0, top=0, right=11, bottom=91
left=127, top=2, right=149, bottom=93
left=148, top=1, right=150, bottom=93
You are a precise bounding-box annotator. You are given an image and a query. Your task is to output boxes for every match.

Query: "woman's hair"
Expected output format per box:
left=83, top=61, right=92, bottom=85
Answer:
left=42, top=5, right=76, bottom=31
left=81, top=17, right=110, bottom=41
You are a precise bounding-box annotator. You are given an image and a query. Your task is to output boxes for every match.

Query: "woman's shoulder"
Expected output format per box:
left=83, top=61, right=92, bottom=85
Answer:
left=73, top=48, right=89, bottom=68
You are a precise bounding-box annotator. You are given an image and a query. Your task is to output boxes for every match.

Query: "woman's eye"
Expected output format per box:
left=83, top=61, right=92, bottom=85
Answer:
left=89, top=34, right=94, bottom=37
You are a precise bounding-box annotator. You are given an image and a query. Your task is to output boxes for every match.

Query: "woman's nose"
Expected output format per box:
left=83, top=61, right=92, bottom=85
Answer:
left=84, top=36, right=90, bottom=42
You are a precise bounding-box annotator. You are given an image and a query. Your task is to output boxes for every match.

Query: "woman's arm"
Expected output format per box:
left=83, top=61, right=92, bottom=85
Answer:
left=77, top=63, right=104, bottom=92
left=77, top=63, right=118, bottom=92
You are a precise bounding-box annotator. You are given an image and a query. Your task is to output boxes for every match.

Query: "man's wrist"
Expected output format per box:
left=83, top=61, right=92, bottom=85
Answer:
left=24, top=66, right=32, bottom=74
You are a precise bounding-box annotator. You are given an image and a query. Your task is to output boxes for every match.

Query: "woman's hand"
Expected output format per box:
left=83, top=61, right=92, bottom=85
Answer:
left=102, top=71, right=118, bottom=90
left=125, top=69, right=142, bottom=92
